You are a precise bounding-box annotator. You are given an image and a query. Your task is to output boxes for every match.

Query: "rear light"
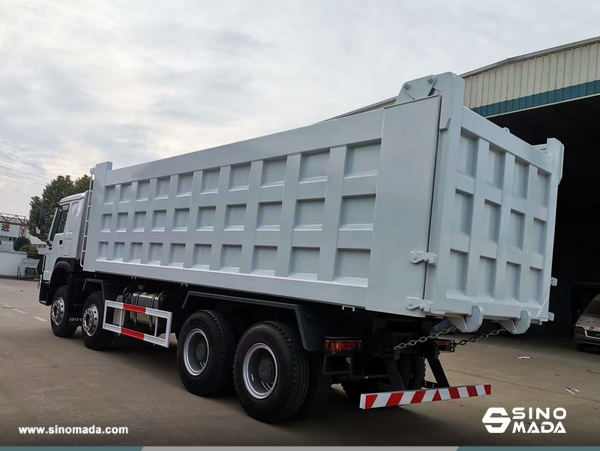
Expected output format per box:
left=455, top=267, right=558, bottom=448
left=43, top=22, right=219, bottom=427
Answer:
left=434, top=339, right=455, bottom=352
left=324, top=338, right=362, bottom=354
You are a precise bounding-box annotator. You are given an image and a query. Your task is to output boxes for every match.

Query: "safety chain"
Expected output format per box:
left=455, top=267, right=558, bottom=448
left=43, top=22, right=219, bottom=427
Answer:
left=394, top=325, right=505, bottom=350
left=454, top=327, right=505, bottom=347
left=394, top=326, right=457, bottom=350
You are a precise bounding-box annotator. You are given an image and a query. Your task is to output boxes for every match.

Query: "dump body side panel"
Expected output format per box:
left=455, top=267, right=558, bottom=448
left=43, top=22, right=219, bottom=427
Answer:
left=83, top=103, right=436, bottom=316
left=82, top=72, right=564, bottom=325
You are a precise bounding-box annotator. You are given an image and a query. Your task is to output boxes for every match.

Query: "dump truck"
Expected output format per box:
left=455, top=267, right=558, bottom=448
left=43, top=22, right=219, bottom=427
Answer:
left=38, top=73, right=564, bottom=422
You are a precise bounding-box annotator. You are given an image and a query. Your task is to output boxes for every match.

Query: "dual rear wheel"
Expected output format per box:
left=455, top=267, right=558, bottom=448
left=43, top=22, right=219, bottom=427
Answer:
left=177, top=312, right=331, bottom=423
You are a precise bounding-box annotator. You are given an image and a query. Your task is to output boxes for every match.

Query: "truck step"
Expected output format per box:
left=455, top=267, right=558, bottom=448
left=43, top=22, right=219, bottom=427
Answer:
left=359, top=384, right=491, bottom=409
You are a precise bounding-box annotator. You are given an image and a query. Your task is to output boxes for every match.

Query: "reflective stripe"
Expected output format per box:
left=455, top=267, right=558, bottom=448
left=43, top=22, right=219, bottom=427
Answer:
left=123, top=304, right=146, bottom=314
left=359, top=384, right=492, bottom=410
left=122, top=328, right=145, bottom=340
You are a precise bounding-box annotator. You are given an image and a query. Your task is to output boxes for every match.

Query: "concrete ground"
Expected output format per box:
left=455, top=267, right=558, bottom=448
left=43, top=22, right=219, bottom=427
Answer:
left=0, top=278, right=599, bottom=446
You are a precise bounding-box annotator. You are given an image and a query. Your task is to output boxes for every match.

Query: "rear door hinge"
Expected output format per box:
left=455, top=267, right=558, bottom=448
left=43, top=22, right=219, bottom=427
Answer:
left=410, top=251, right=437, bottom=265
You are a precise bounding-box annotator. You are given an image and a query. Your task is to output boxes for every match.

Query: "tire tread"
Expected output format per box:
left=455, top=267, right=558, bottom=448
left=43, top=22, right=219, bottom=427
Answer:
left=178, top=310, right=236, bottom=396
left=234, top=321, right=309, bottom=423
left=295, top=352, right=331, bottom=419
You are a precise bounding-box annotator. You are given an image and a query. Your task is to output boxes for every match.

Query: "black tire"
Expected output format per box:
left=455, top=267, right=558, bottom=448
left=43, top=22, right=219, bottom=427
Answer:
left=576, top=343, right=587, bottom=352
left=295, top=352, right=332, bottom=419
left=82, top=291, right=114, bottom=350
left=177, top=310, right=235, bottom=397
left=50, top=285, right=78, bottom=338
left=407, top=355, right=426, bottom=389
left=234, top=321, right=309, bottom=423
left=342, top=355, right=411, bottom=404
left=229, top=314, right=251, bottom=340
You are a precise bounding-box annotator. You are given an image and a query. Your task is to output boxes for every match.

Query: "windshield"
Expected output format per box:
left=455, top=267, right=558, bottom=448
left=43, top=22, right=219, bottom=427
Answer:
left=583, top=299, right=600, bottom=317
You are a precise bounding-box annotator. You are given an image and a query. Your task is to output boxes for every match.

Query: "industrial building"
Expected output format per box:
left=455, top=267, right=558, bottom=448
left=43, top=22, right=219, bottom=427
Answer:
left=0, top=212, right=47, bottom=254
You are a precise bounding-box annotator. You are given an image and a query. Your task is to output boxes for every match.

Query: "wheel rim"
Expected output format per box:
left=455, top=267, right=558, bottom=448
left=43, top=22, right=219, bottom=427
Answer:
left=82, top=304, right=99, bottom=336
left=184, top=328, right=210, bottom=376
left=51, top=297, right=65, bottom=326
left=243, top=343, right=278, bottom=399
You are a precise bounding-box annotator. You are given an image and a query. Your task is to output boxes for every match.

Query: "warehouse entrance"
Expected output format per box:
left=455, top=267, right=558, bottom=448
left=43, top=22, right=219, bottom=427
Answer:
left=488, top=94, right=600, bottom=335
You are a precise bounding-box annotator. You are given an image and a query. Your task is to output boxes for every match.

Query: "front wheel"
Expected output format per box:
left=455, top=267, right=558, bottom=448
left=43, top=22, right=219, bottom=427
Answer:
left=82, top=292, right=114, bottom=350
left=234, top=322, right=309, bottom=423
left=50, top=285, right=78, bottom=338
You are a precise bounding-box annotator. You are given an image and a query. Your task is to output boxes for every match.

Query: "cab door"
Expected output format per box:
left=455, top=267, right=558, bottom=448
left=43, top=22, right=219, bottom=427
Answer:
left=61, top=200, right=79, bottom=258
left=43, top=203, right=70, bottom=281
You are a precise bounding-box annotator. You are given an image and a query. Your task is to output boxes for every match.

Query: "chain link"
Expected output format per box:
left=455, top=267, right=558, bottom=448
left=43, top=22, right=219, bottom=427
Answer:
left=394, top=325, right=505, bottom=350
left=394, top=326, right=456, bottom=350
left=454, top=326, right=505, bottom=347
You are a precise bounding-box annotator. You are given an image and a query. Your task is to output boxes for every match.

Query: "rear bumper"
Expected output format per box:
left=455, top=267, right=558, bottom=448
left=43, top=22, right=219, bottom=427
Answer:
left=360, top=384, right=491, bottom=409
left=574, top=332, right=600, bottom=346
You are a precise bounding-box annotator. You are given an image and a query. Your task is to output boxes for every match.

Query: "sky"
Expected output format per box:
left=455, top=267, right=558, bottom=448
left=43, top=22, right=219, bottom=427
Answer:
left=1, top=0, right=600, bottom=216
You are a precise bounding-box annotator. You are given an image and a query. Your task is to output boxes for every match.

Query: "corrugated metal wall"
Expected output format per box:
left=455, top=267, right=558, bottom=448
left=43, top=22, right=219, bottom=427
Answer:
left=464, top=38, right=600, bottom=117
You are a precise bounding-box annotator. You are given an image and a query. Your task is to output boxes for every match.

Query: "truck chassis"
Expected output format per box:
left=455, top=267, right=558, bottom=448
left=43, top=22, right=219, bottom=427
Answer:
left=39, top=260, right=490, bottom=422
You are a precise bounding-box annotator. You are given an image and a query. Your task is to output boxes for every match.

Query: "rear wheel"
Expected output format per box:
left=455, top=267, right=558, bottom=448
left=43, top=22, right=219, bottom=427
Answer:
left=177, top=310, right=235, bottom=396
left=295, top=352, right=332, bottom=419
left=234, top=321, right=309, bottom=423
left=407, top=355, right=426, bottom=389
left=50, top=285, right=78, bottom=338
left=82, top=292, right=114, bottom=350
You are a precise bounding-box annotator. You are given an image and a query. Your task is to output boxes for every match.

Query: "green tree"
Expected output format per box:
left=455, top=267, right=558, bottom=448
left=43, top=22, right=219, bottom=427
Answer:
left=28, top=174, right=90, bottom=241
left=13, top=236, right=31, bottom=252
left=19, top=244, right=39, bottom=254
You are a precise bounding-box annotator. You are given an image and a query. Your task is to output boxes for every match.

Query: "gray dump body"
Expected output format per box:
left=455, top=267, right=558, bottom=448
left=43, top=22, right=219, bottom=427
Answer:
left=82, top=73, right=564, bottom=333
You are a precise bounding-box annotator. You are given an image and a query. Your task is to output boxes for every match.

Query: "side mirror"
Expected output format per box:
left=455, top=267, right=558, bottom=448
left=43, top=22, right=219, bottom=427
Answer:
left=38, top=209, right=47, bottom=228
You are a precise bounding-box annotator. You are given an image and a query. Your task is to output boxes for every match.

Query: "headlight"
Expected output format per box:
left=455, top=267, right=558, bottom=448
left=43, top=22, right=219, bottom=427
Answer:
left=575, top=326, right=585, bottom=334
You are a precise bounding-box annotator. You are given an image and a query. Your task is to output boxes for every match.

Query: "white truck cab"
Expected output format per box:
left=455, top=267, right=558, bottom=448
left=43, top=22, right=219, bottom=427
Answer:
left=42, top=191, right=88, bottom=282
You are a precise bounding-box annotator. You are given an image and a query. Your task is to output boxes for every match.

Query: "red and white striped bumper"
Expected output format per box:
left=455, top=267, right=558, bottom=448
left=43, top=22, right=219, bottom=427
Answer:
left=360, top=384, right=492, bottom=410
left=103, top=300, right=173, bottom=348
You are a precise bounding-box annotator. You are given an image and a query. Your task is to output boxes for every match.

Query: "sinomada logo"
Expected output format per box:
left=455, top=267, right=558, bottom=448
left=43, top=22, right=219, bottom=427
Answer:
left=482, top=407, right=566, bottom=433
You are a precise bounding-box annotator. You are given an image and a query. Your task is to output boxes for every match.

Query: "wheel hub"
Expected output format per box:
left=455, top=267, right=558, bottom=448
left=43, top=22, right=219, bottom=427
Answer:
left=258, top=359, right=274, bottom=382
left=184, top=328, right=210, bottom=376
left=243, top=343, right=278, bottom=399
left=82, top=304, right=99, bottom=336
left=195, top=342, right=207, bottom=362
left=51, top=298, right=65, bottom=326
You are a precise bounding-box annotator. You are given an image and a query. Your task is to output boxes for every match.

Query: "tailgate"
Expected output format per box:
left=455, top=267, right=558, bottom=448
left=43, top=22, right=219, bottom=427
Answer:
left=424, top=89, right=564, bottom=333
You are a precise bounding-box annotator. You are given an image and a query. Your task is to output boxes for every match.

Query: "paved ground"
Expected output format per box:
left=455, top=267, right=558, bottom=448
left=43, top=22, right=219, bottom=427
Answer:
left=1, top=278, right=599, bottom=446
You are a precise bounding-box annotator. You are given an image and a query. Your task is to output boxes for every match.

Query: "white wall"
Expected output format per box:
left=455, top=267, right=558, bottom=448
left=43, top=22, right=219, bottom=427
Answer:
left=0, top=250, right=27, bottom=277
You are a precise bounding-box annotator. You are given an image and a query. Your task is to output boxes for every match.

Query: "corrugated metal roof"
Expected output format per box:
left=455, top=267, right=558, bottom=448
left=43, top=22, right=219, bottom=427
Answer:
left=464, top=36, right=600, bottom=116
left=328, top=36, right=600, bottom=121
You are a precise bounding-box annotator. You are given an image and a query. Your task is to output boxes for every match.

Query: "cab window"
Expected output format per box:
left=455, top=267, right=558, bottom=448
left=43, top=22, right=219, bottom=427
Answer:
left=66, top=201, right=79, bottom=235
left=50, top=204, right=70, bottom=240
